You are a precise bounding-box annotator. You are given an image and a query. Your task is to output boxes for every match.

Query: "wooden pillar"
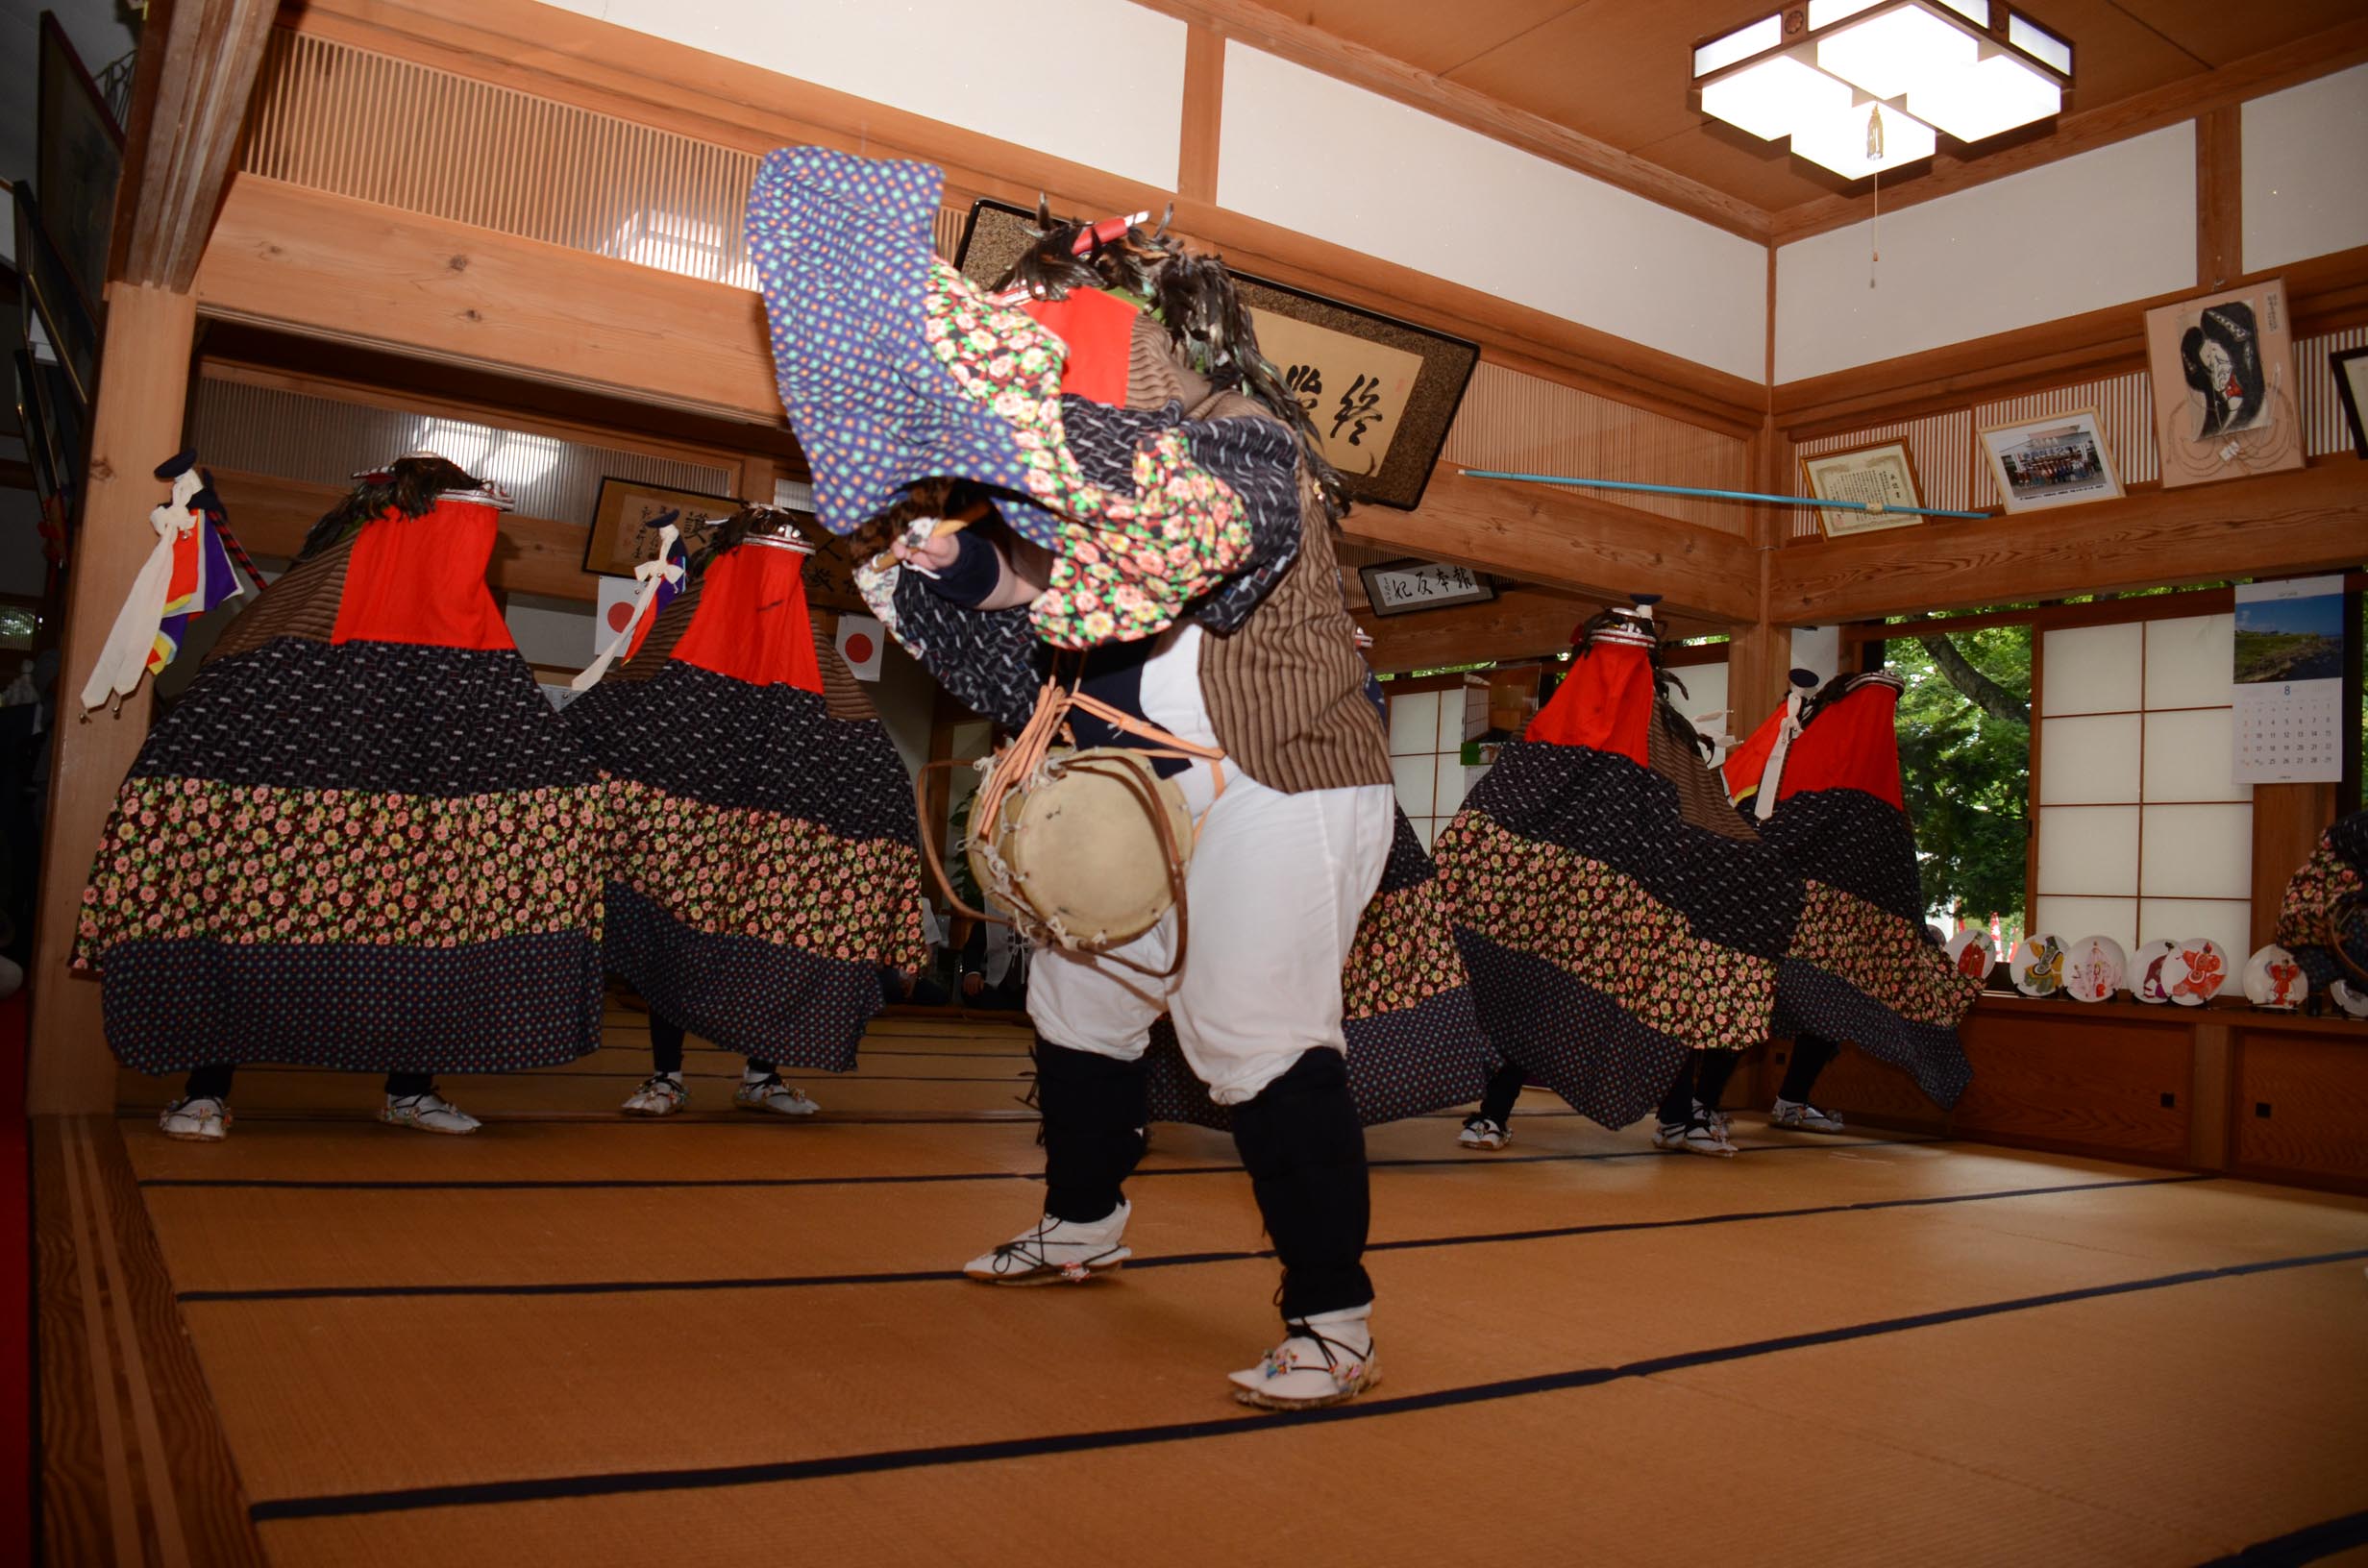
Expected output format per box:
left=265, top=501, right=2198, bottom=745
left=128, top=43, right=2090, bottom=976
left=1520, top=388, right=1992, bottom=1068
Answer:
left=2251, top=782, right=2338, bottom=949
left=1177, top=23, right=1225, bottom=204
left=2196, top=107, right=2242, bottom=294
left=2188, top=1019, right=2232, bottom=1172
left=29, top=285, right=202, bottom=1113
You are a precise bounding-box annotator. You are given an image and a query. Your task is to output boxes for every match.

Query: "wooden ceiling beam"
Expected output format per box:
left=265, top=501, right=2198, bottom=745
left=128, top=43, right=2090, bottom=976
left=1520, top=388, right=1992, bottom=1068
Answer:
left=1768, top=18, right=2368, bottom=247
left=1124, top=0, right=1766, bottom=241
left=1765, top=462, right=2368, bottom=625
left=197, top=178, right=782, bottom=421
left=1341, top=468, right=1759, bottom=624
left=111, top=0, right=282, bottom=290
left=274, top=0, right=1767, bottom=430
left=1772, top=245, right=2368, bottom=440
left=1351, top=585, right=1722, bottom=674
left=218, top=469, right=604, bottom=600
left=198, top=175, right=1762, bottom=611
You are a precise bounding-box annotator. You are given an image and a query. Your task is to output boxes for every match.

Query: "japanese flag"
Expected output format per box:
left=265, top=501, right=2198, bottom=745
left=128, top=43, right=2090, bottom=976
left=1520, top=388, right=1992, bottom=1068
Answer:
left=836, top=613, right=885, bottom=681
left=595, top=577, right=641, bottom=659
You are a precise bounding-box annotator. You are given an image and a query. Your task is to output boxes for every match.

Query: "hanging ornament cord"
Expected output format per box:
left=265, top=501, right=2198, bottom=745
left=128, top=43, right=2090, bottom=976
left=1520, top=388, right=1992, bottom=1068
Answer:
left=1867, top=105, right=1883, bottom=290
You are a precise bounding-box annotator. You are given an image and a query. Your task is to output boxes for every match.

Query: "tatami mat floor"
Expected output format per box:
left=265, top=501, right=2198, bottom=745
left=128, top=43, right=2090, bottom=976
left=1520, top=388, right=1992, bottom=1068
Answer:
left=38, top=1009, right=2368, bottom=1566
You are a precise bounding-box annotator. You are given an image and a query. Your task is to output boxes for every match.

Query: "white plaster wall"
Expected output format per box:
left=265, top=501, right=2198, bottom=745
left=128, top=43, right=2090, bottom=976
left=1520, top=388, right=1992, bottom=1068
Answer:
left=539, top=0, right=1186, bottom=191
left=1218, top=44, right=1768, bottom=383
left=504, top=595, right=599, bottom=671
left=1775, top=124, right=2195, bottom=382
left=2243, top=62, right=2368, bottom=272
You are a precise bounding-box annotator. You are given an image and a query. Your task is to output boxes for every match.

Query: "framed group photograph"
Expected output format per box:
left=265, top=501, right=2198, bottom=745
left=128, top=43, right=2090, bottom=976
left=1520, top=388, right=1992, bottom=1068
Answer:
left=1357, top=558, right=1496, bottom=618
left=1798, top=440, right=1923, bottom=538
left=1978, top=409, right=2123, bottom=514
left=953, top=199, right=1478, bottom=511
left=583, top=478, right=740, bottom=576
left=2330, top=345, right=2368, bottom=459
left=2143, top=280, right=2304, bottom=487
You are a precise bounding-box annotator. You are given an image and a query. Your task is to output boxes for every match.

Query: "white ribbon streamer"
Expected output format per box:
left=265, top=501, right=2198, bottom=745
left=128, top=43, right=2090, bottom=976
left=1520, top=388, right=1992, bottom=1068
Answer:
left=79, top=471, right=205, bottom=714
left=571, top=523, right=684, bottom=692
left=1752, top=677, right=1814, bottom=821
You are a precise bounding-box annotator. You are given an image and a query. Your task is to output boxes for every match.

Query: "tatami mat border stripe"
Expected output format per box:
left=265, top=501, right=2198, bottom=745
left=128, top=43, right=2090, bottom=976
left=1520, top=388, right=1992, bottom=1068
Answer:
left=2192, top=1507, right=2368, bottom=1568
left=243, top=1244, right=2368, bottom=1522
left=138, top=1136, right=1940, bottom=1189
left=173, top=1171, right=2191, bottom=1304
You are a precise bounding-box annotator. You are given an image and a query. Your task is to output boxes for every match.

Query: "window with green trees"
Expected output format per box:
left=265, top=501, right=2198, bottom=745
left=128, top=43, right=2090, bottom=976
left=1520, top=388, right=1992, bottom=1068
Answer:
left=1881, top=617, right=2033, bottom=945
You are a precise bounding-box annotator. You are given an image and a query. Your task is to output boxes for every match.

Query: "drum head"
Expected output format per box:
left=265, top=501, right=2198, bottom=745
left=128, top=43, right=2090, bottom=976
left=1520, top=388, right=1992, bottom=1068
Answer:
left=971, top=747, right=1194, bottom=947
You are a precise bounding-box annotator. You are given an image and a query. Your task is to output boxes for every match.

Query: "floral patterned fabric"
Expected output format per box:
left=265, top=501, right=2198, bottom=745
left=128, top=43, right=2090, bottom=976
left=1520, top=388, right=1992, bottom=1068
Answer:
left=73, top=520, right=609, bottom=1077
left=2278, top=810, right=2368, bottom=992
left=750, top=145, right=1282, bottom=655
left=567, top=555, right=928, bottom=1068
left=602, top=781, right=925, bottom=969
left=1433, top=634, right=1801, bottom=1130
left=79, top=778, right=603, bottom=953
left=1440, top=813, right=1780, bottom=1053
left=1746, top=681, right=1976, bottom=1110
left=1146, top=809, right=1494, bottom=1129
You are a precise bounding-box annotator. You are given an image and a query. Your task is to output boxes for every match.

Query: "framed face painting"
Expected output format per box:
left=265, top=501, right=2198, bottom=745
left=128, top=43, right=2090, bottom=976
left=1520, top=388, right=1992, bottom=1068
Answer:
left=2143, top=281, right=2303, bottom=487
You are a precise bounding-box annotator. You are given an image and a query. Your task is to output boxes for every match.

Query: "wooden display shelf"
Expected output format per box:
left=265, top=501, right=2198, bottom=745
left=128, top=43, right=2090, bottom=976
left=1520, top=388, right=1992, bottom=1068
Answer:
left=1783, top=992, right=2368, bottom=1195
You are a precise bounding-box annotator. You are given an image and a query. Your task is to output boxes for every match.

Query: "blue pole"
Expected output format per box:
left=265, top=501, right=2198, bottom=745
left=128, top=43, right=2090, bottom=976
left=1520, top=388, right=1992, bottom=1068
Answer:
left=1459, top=469, right=1988, bottom=521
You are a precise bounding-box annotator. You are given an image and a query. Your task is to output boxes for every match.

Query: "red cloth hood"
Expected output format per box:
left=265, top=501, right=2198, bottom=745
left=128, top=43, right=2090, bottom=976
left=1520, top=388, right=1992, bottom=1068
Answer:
left=1524, top=638, right=1653, bottom=764
left=331, top=500, right=514, bottom=651
left=669, top=543, right=824, bottom=692
left=1780, top=681, right=1905, bottom=811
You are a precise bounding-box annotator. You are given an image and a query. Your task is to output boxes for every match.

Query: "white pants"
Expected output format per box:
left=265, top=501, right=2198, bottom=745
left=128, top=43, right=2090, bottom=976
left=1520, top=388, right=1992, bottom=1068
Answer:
left=1026, top=625, right=1394, bottom=1105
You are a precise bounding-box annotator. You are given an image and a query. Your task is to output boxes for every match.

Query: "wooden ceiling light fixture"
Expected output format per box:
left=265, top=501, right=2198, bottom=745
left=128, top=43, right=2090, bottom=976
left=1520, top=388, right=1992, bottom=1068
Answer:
left=1693, top=0, right=2073, bottom=182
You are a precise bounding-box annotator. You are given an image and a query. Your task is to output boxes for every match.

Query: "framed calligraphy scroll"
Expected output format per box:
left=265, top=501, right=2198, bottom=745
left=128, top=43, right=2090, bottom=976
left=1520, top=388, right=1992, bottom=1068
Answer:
left=583, top=478, right=739, bottom=577
left=953, top=200, right=1478, bottom=510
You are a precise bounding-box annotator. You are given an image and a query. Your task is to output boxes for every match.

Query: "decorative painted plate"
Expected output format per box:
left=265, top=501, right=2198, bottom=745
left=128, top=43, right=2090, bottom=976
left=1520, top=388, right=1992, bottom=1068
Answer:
left=2063, top=934, right=2126, bottom=1003
left=2010, top=933, right=2066, bottom=997
left=1946, top=929, right=1997, bottom=982
left=2240, top=944, right=2308, bottom=1011
left=2331, top=980, right=2368, bottom=1019
left=2131, top=940, right=2180, bottom=1004
left=2166, top=938, right=2229, bottom=1007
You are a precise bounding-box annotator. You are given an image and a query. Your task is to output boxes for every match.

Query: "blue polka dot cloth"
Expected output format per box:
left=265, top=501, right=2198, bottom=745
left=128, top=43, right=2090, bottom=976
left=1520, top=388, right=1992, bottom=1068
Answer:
left=745, top=146, right=1037, bottom=537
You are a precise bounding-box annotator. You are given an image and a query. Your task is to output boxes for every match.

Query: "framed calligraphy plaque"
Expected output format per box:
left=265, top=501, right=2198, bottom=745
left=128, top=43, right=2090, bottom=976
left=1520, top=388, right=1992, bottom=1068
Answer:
left=583, top=478, right=740, bottom=577
left=1357, top=558, right=1496, bottom=618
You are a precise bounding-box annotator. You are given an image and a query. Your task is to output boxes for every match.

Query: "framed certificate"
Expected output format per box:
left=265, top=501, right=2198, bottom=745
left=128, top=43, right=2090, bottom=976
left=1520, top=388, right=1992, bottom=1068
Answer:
left=1799, top=441, right=1922, bottom=537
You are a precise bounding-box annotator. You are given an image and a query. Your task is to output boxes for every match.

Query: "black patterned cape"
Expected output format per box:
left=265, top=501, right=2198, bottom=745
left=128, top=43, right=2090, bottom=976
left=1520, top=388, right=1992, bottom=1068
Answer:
left=1434, top=628, right=1800, bottom=1130
left=2278, top=809, right=2368, bottom=995
left=1724, top=674, right=1977, bottom=1108
left=73, top=498, right=608, bottom=1076
left=1144, top=809, right=1496, bottom=1128
left=565, top=540, right=928, bottom=1069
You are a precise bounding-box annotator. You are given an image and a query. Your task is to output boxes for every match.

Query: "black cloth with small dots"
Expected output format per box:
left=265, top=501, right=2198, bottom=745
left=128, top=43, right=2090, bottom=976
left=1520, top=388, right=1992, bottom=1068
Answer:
left=99, top=929, right=602, bottom=1078
left=131, top=639, right=604, bottom=796
left=567, top=661, right=918, bottom=846
left=1144, top=810, right=1495, bottom=1129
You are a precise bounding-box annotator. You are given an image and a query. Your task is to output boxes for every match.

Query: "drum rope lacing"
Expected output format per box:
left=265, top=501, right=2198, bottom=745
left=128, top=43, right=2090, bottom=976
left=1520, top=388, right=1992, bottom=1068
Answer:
left=918, top=660, right=1225, bottom=981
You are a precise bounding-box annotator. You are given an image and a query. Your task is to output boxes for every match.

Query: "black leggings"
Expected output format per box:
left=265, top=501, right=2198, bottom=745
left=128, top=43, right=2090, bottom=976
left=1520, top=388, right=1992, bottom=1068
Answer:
left=648, top=1013, right=774, bottom=1078
left=1034, top=1035, right=1372, bottom=1322
left=1779, top=1033, right=1841, bottom=1103
left=1657, top=1049, right=1741, bottom=1126
left=1474, top=1060, right=1528, bottom=1126
left=183, top=1065, right=432, bottom=1100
